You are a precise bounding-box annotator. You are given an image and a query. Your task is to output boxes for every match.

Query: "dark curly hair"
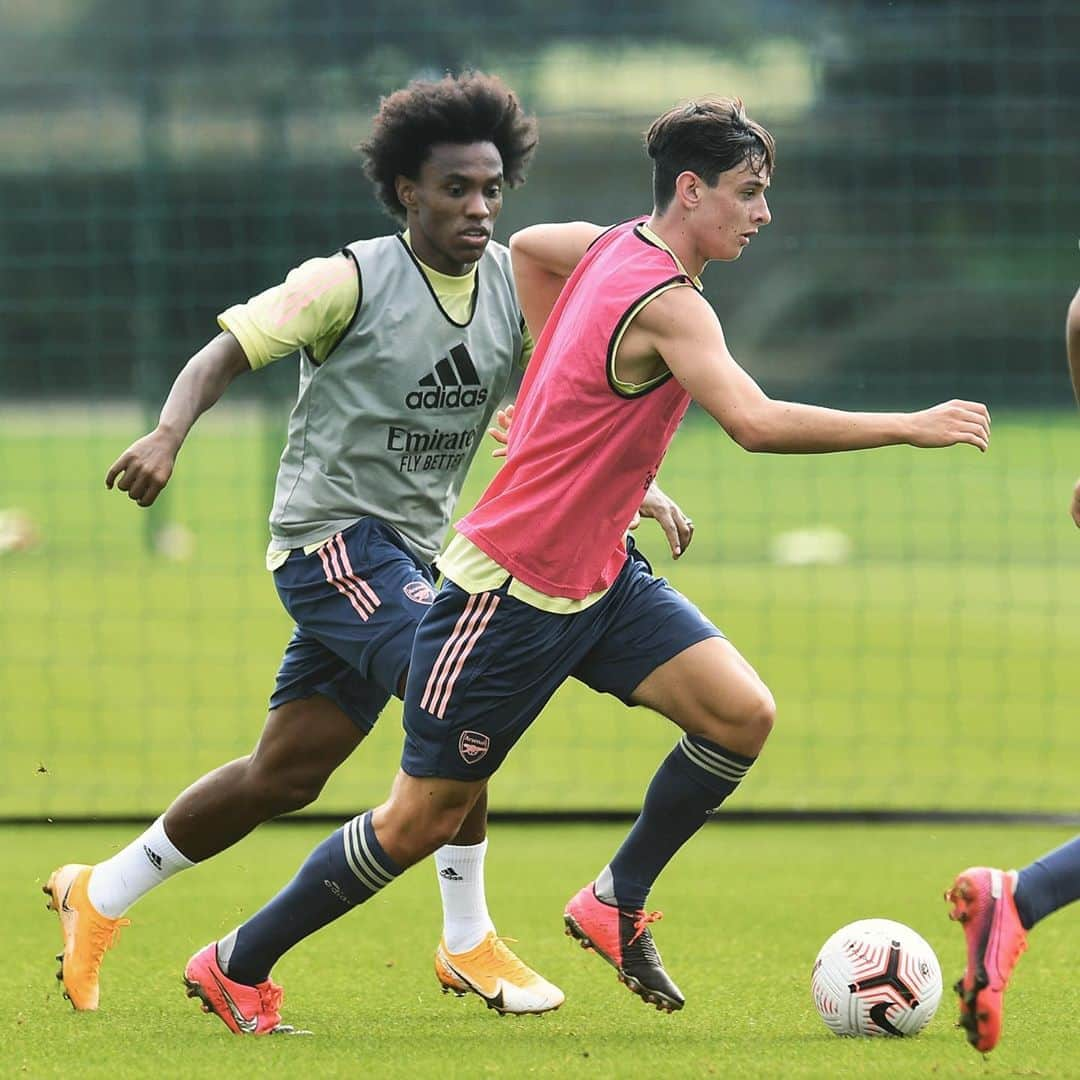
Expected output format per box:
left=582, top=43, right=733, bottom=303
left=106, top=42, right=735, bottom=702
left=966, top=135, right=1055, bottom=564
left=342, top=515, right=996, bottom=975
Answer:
left=646, top=97, right=775, bottom=213
left=360, top=71, right=539, bottom=221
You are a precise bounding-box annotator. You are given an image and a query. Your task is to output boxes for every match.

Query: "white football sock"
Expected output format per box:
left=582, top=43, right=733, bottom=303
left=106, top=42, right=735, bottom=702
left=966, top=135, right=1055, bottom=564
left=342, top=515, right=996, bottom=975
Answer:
left=87, top=815, right=196, bottom=918
left=435, top=839, right=496, bottom=953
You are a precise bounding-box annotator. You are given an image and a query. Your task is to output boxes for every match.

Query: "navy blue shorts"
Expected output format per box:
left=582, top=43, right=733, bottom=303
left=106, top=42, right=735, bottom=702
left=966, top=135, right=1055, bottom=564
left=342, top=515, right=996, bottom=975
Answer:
left=401, top=542, right=723, bottom=779
left=270, top=517, right=437, bottom=732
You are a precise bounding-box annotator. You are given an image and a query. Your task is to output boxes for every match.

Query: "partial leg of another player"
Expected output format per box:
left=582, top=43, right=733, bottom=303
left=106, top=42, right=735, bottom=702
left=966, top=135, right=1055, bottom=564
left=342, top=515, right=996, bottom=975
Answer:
left=946, top=834, right=1080, bottom=1052
left=45, top=695, right=363, bottom=1010
left=394, top=669, right=563, bottom=1017
left=565, top=635, right=775, bottom=1012
left=431, top=784, right=557, bottom=1013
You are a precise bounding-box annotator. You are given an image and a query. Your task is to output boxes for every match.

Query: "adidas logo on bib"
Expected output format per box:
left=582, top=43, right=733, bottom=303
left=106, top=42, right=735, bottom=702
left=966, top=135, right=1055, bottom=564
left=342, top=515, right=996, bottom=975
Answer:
left=406, top=344, right=489, bottom=410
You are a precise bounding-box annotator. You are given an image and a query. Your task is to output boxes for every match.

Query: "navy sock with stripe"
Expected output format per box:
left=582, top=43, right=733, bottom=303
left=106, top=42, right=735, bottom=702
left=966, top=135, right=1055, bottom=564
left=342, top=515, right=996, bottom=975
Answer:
left=598, top=734, right=754, bottom=912
left=1013, top=834, right=1080, bottom=930
left=218, top=811, right=399, bottom=985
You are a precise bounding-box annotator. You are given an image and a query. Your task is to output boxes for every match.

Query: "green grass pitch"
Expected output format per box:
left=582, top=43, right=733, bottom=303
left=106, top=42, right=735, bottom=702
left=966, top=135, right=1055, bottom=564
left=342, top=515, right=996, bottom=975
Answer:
left=8, top=822, right=1079, bottom=1077
left=3, top=407, right=1079, bottom=1074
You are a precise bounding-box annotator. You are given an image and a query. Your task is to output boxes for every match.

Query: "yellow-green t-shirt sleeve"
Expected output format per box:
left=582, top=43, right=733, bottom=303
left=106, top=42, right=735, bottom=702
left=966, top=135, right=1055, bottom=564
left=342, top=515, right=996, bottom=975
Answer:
left=217, top=253, right=359, bottom=369
left=519, top=320, right=535, bottom=369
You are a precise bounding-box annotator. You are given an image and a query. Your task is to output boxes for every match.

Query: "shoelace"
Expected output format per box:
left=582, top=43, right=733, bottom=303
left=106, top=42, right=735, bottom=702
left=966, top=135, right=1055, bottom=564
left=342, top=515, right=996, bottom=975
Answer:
left=627, top=909, right=663, bottom=948
left=259, top=981, right=284, bottom=1014
left=89, top=916, right=130, bottom=961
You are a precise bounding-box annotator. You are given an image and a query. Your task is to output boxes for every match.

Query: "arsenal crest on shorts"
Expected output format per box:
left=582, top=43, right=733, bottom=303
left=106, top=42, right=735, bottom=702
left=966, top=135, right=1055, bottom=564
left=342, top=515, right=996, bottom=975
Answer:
left=404, top=579, right=436, bottom=605
left=459, top=730, right=490, bottom=763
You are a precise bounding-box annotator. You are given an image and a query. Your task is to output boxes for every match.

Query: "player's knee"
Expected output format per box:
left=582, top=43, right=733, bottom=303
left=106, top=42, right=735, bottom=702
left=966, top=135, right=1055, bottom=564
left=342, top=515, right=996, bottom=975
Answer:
left=746, top=686, right=777, bottom=746
left=244, top=756, right=329, bottom=814
left=699, top=683, right=775, bottom=752
left=275, top=773, right=328, bottom=813
left=426, top=805, right=470, bottom=850
left=378, top=803, right=468, bottom=867
left=411, top=797, right=473, bottom=854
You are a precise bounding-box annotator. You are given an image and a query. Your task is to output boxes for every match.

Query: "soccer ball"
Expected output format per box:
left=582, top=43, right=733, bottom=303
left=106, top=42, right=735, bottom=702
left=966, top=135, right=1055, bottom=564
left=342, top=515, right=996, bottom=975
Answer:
left=811, top=918, right=943, bottom=1037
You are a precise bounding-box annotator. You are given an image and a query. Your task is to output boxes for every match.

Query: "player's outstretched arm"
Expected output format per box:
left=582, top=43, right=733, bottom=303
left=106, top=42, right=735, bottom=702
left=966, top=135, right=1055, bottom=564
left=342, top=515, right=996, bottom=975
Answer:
left=510, top=222, right=604, bottom=338
left=106, top=331, right=251, bottom=506
left=644, top=287, right=990, bottom=454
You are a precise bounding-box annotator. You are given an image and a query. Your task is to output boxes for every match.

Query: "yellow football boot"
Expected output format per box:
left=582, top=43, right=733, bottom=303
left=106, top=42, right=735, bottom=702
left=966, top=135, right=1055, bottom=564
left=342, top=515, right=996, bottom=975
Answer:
left=44, top=863, right=129, bottom=1010
left=435, top=931, right=564, bottom=1015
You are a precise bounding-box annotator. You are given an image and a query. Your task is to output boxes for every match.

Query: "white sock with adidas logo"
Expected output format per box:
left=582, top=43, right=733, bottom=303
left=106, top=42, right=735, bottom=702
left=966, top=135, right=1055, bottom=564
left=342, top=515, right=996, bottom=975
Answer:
left=435, top=838, right=496, bottom=954
left=87, top=815, right=196, bottom=918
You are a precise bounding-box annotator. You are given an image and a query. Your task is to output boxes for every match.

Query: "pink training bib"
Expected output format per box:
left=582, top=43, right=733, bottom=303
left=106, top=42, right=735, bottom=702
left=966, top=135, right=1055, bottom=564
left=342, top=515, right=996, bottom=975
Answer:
left=458, top=219, right=694, bottom=599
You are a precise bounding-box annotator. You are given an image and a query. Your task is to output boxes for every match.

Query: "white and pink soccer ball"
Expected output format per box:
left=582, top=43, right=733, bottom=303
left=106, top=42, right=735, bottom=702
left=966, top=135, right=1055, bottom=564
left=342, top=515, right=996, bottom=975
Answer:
left=811, top=918, right=943, bottom=1037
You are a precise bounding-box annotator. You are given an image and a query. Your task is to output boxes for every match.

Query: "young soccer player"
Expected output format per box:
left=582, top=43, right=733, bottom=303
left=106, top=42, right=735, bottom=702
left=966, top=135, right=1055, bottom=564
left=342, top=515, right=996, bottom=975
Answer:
left=946, top=284, right=1080, bottom=1053
left=45, top=71, right=587, bottom=1020
left=181, top=96, right=991, bottom=1032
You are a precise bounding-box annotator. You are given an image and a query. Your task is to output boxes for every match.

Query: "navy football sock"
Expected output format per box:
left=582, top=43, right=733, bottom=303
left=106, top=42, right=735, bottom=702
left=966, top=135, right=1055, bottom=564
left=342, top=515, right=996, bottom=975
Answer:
left=1013, top=835, right=1080, bottom=930
left=598, top=735, right=755, bottom=911
left=219, top=811, right=399, bottom=985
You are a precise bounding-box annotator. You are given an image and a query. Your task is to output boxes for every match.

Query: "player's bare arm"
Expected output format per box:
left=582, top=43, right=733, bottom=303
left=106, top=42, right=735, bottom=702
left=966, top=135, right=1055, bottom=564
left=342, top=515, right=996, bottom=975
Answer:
left=1067, top=286, right=1080, bottom=526
left=106, top=331, right=251, bottom=506
left=633, top=286, right=990, bottom=454
left=510, top=221, right=604, bottom=337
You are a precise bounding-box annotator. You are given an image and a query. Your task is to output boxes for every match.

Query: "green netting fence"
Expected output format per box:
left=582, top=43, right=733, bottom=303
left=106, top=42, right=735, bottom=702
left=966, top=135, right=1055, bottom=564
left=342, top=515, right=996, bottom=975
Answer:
left=2, top=1, right=1078, bottom=819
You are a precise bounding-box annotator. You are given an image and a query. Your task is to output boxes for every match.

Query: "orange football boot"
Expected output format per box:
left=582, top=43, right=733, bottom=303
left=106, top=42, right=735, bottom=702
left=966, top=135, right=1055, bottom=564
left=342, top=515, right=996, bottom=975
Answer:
left=44, top=863, right=129, bottom=1010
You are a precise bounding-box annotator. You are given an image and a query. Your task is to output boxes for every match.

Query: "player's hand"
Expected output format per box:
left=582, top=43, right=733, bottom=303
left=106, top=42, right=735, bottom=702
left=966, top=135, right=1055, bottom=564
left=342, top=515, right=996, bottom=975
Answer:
left=637, top=481, right=694, bottom=559
left=487, top=402, right=514, bottom=458
left=1071, top=477, right=1080, bottom=528
left=907, top=400, right=991, bottom=452
left=105, top=428, right=180, bottom=507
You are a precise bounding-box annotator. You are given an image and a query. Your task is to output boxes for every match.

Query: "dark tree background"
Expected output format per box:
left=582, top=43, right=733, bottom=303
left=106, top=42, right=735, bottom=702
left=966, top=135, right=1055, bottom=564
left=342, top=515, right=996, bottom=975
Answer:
left=2, top=0, right=1076, bottom=407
